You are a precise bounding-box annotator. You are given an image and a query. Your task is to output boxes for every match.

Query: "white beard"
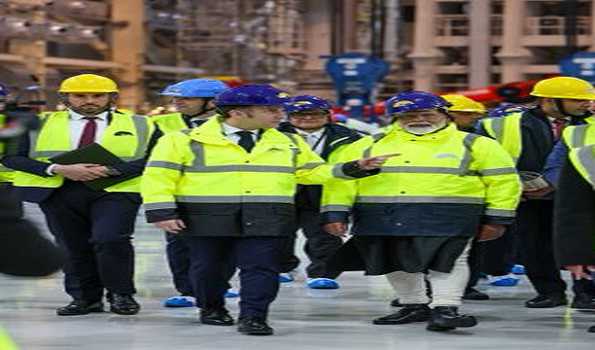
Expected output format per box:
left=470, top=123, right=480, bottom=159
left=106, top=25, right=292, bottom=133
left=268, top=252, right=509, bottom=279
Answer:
left=401, top=120, right=447, bottom=135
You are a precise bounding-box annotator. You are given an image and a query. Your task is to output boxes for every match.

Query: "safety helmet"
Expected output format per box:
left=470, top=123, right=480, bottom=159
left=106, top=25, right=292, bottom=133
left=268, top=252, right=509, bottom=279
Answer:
left=441, top=94, right=486, bottom=113
left=385, top=90, right=450, bottom=115
left=285, top=95, right=332, bottom=114
left=160, top=79, right=229, bottom=98
left=59, top=74, right=119, bottom=93
left=487, top=105, right=527, bottom=118
left=0, top=83, right=8, bottom=98
left=214, top=84, right=290, bottom=107
left=529, top=76, right=595, bottom=100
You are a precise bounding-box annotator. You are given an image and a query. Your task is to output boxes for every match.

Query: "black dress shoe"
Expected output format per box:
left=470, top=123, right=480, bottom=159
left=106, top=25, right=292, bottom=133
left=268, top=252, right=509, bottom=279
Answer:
left=525, top=294, right=567, bottom=308
left=588, top=324, right=595, bottom=333
left=200, top=308, right=234, bottom=326
left=390, top=298, right=402, bottom=307
left=571, top=293, right=595, bottom=310
left=237, top=317, right=273, bottom=335
left=109, top=294, right=140, bottom=315
left=56, top=300, right=104, bottom=316
left=373, top=304, right=431, bottom=325
left=463, top=288, right=490, bottom=301
left=427, top=306, right=477, bottom=332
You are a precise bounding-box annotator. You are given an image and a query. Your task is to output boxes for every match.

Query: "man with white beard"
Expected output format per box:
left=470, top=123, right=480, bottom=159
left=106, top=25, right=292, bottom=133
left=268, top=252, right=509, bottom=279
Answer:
left=322, top=91, right=521, bottom=332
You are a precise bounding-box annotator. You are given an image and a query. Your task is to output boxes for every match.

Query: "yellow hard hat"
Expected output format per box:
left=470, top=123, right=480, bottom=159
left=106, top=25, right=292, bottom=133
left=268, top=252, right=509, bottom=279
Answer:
left=59, top=74, right=119, bottom=93
left=441, top=94, right=486, bottom=113
left=530, top=76, right=595, bottom=100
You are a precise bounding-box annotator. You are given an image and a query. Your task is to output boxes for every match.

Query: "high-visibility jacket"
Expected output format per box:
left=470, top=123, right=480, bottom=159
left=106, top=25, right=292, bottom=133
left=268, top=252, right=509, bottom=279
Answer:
left=142, top=116, right=348, bottom=208
left=480, top=112, right=523, bottom=163
left=561, top=143, right=595, bottom=256
left=151, top=112, right=187, bottom=133
left=569, top=144, right=595, bottom=188
left=12, top=110, right=154, bottom=193
left=141, top=117, right=356, bottom=237
left=561, top=116, right=595, bottom=149
left=0, top=114, right=14, bottom=183
left=321, top=123, right=522, bottom=237
left=0, top=327, right=18, bottom=350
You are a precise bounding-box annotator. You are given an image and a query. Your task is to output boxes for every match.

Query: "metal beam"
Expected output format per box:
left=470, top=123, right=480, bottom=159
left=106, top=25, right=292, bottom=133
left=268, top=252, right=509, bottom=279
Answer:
left=142, top=65, right=205, bottom=75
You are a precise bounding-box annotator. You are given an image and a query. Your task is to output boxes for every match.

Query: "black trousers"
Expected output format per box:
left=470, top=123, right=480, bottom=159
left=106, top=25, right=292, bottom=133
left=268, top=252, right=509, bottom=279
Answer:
left=44, top=211, right=82, bottom=300
left=280, top=209, right=343, bottom=278
left=183, top=236, right=285, bottom=319
left=39, top=181, right=139, bottom=302
left=516, top=200, right=566, bottom=296
left=480, top=228, right=517, bottom=277
left=466, top=239, right=483, bottom=289
left=165, top=232, right=235, bottom=297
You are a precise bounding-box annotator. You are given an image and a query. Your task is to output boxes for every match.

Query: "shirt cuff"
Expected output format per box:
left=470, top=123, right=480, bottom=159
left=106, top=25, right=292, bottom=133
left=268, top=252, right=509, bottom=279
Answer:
left=46, top=164, right=58, bottom=176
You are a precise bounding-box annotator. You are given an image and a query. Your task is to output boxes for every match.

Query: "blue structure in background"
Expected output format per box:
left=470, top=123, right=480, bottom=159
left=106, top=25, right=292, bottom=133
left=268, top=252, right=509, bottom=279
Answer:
left=325, top=52, right=390, bottom=121
left=559, top=51, right=595, bottom=83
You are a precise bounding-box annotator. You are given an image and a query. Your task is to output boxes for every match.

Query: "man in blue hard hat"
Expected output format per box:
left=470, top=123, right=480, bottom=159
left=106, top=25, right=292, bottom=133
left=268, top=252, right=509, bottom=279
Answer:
left=152, top=79, right=238, bottom=307
left=141, top=84, right=391, bottom=335
left=277, top=95, right=362, bottom=289
left=322, top=91, right=521, bottom=332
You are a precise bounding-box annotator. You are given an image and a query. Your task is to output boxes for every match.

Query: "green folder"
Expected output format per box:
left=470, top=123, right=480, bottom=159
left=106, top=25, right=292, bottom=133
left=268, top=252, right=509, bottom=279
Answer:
left=49, top=143, right=137, bottom=191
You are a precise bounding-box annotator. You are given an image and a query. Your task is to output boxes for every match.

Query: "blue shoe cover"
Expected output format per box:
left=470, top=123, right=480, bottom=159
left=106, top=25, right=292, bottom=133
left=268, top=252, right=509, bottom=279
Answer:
left=307, top=278, right=340, bottom=290
left=279, top=273, right=295, bottom=283
left=163, top=296, right=194, bottom=308
left=224, top=289, right=240, bottom=298
left=489, top=275, right=520, bottom=287
left=511, top=264, right=526, bottom=275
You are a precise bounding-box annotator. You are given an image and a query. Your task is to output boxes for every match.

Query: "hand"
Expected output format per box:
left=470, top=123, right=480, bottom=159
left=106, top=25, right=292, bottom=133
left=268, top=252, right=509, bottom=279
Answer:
left=522, top=186, right=554, bottom=199
left=154, top=219, right=186, bottom=234
left=323, top=222, right=348, bottom=236
left=477, top=224, right=506, bottom=242
left=564, top=265, right=595, bottom=280
left=357, top=153, right=401, bottom=170
left=52, top=163, right=110, bottom=181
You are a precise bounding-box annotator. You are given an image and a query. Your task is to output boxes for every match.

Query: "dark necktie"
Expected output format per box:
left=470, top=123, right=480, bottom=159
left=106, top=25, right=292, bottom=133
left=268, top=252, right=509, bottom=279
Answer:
left=78, top=117, right=97, bottom=148
left=552, top=119, right=567, bottom=141
left=236, top=131, right=255, bottom=152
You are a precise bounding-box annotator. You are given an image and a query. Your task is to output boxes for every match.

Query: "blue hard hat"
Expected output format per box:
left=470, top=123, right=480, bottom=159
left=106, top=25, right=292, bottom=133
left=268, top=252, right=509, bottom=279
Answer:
left=487, top=105, right=527, bottom=118
left=385, top=90, right=450, bottom=115
left=214, top=84, right=290, bottom=107
left=285, top=95, right=332, bottom=114
left=160, top=79, right=229, bottom=98
left=0, top=83, right=9, bottom=97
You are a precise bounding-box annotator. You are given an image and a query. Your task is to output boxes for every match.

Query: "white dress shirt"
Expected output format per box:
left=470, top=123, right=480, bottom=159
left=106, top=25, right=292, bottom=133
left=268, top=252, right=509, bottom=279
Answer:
left=296, top=128, right=326, bottom=155
left=221, top=122, right=258, bottom=144
left=68, top=109, right=109, bottom=149
left=46, top=109, right=109, bottom=175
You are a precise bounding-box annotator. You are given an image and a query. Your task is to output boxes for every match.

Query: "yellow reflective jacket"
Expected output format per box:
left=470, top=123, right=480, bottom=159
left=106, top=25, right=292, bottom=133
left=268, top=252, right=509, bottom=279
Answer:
left=0, top=327, right=18, bottom=350
left=141, top=116, right=353, bottom=213
left=561, top=116, right=595, bottom=149
left=321, top=123, right=522, bottom=237
left=0, top=114, right=14, bottom=183
left=569, top=144, right=595, bottom=188
left=12, top=110, right=154, bottom=193
left=151, top=112, right=187, bottom=133
left=479, top=112, right=523, bottom=163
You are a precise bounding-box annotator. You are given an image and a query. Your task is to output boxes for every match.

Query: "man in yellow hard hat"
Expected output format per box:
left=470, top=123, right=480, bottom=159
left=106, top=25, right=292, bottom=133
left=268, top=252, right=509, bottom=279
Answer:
left=2, top=73, right=160, bottom=316
left=477, top=76, right=595, bottom=309
left=441, top=94, right=486, bottom=132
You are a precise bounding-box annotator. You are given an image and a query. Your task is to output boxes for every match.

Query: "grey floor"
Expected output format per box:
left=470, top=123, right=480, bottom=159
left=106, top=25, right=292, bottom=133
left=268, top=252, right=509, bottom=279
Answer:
left=1, top=205, right=593, bottom=350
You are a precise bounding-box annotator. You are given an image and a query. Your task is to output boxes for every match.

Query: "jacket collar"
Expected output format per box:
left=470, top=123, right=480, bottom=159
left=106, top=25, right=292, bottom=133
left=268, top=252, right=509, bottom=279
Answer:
left=188, top=116, right=293, bottom=146
left=388, top=122, right=457, bottom=142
